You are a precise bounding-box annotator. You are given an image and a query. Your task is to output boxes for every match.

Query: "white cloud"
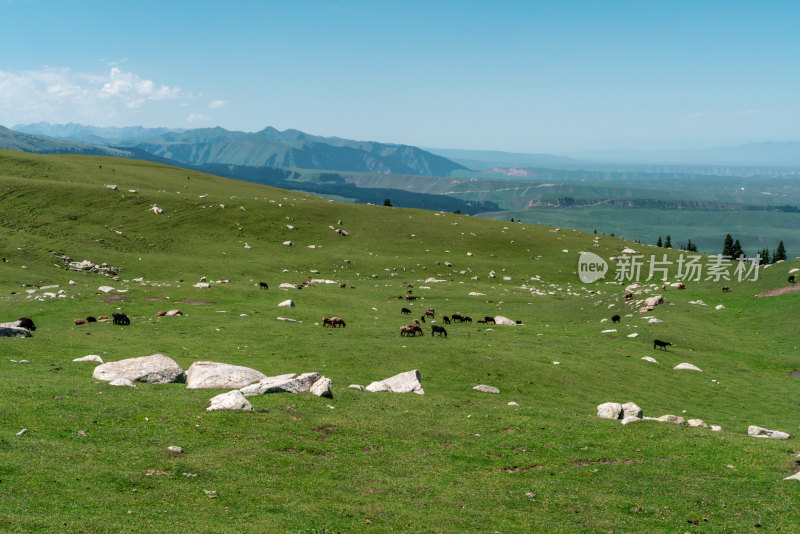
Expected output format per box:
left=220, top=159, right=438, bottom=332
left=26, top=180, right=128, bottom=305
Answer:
left=187, top=113, right=209, bottom=123
left=209, top=100, right=227, bottom=109
left=0, top=65, right=193, bottom=125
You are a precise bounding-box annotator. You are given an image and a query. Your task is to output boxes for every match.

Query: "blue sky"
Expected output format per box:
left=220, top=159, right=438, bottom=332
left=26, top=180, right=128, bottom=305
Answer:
left=1, top=0, right=798, bottom=153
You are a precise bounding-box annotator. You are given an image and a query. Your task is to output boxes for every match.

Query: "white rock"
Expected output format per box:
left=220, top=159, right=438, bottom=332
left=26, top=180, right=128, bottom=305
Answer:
left=748, top=426, right=791, bottom=439
left=310, top=376, right=333, bottom=398
left=168, top=446, right=184, bottom=453
left=241, top=372, right=321, bottom=396
left=622, top=402, right=643, bottom=419
left=109, top=378, right=136, bottom=387
left=601, top=329, right=617, bottom=333
left=644, top=295, right=663, bottom=308
left=277, top=317, right=301, bottom=322
left=658, top=415, right=686, bottom=425
left=278, top=299, right=295, bottom=307
left=784, top=472, right=800, bottom=481
left=688, top=419, right=708, bottom=428
left=508, top=401, right=519, bottom=406
left=621, top=416, right=642, bottom=425
left=468, top=292, right=486, bottom=296
left=627, top=333, right=639, bottom=338
left=641, top=356, right=659, bottom=364
left=98, top=286, right=115, bottom=293
left=597, top=402, right=623, bottom=420
left=348, top=384, right=366, bottom=391
left=473, top=384, right=499, bottom=394
left=648, top=318, right=663, bottom=323
left=207, top=390, right=253, bottom=412
left=365, top=369, right=424, bottom=395
left=673, top=363, right=702, bottom=372
left=16, top=429, right=28, bottom=436
left=185, top=361, right=267, bottom=389
left=279, top=283, right=298, bottom=289
left=193, top=282, right=211, bottom=288
left=93, top=354, right=185, bottom=384
left=710, top=425, right=723, bottom=432
left=73, top=355, right=104, bottom=363
left=282, top=241, right=293, bottom=246
left=715, top=304, right=725, bottom=310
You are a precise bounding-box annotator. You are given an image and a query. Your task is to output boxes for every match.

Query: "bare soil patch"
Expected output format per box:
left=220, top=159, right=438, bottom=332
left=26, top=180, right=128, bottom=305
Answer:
left=176, top=299, right=214, bottom=305
left=145, top=297, right=168, bottom=302
left=754, top=285, right=800, bottom=298
left=103, top=294, right=127, bottom=303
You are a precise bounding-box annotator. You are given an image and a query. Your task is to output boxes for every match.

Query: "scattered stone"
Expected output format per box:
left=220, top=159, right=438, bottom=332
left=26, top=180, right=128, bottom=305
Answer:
left=278, top=300, right=295, bottom=308
left=365, top=370, right=424, bottom=395
left=277, top=317, right=301, bottom=322
left=240, top=372, right=321, bottom=396
left=18, top=360, right=30, bottom=364
left=0, top=325, right=32, bottom=338
left=508, top=401, right=519, bottom=406
left=627, top=333, right=639, bottom=338
left=622, top=402, right=643, bottom=419
left=710, top=425, right=723, bottom=432
left=648, top=317, right=663, bottom=323
left=109, top=378, right=136, bottom=387
left=16, top=428, right=28, bottom=436
left=473, top=384, right=500, bottom=394
left=601, top=329, right=617, bottom=333
left=310, top=376, right=333, bottom=398
left=673, top=363, right=702, bottom=372
left=207, top=390, right=253, bottom=412
left=93, top=354, right=185, bottom=384
left=641, top=356, right=659, bottom=364
left=468, top=292, right=485, bottom=296
left=748, top=426, right=791, bottom=439
left=348, top=384, right=366, bottom=391
left=168, top=446, right=184, bottom=454
left=621, top=416, right=642, bottom=425
left=165, top=309, right=183, bottom=316
left=658, top=415, right=686, bottom=425
left=783, top=472, right=800, bottom=481
left=73, top=355, right=104, bottom=363
left=687, top=419, right=708, bottom=428
left=193, top=282, right=210, bottom=288
left=98, top=286, right=115, bottom=293
left=597, top=402, right=623, bottom=420
left=185, top=361, right=267, bottom=389
left=715, top=304, right=725, bottom=310
left=644, top=295, right=664, bottom=308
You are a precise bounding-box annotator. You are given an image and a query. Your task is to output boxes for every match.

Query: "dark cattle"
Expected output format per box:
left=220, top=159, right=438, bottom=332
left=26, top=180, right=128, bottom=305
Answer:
left=431, top=325, right=448, bottom=337
left=653, top=339, right=672, bottom=350
left=483, top=316, right=496, bottom=324
left=790, top=275, right=796, bottom=284
left=401, top=307, right=412, bottom=315
left=462, top=316, right=472, bottom=323
left=450, top=313, right=464, bottom=323
left=721, top=286, right=731, bottom=292
left=331, top=317, right=346, bottom=328
left=112, top=313, right=130, bottom=326
left=611, top=314, right=621, bottom=323
left=259, top=282, right=269, bottom=289
left=86, top=316, right=97, bottom=323
left=442, top=316, right=451, bottom=324
left=17, top=317, right=36, bottom=331
left=74, top=318, right=86, bottom=325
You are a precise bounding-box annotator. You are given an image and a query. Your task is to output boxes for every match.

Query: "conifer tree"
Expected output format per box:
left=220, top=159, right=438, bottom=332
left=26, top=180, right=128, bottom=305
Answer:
left=731, top=239, right=744, bottom=259
left=383, top=198, right=392, bottom=207
left=722, top=234, right=735, bottom=256
left=656, top=236, right=662, bottom=247
left=759, top=247, right=771, bottom=264
left=774, top=240, right=787, bottom=262
left=664, top=235, right=672, bottom=248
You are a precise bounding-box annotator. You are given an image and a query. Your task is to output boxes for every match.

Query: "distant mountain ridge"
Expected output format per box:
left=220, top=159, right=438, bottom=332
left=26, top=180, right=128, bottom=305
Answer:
left=12, top=122, right=468, bottom=177
left=13, top=122, right=184, bottom=143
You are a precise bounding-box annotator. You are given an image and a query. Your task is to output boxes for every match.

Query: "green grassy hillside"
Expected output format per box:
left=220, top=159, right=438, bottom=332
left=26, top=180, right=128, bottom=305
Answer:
left=1, top=150, right=799, bottom=532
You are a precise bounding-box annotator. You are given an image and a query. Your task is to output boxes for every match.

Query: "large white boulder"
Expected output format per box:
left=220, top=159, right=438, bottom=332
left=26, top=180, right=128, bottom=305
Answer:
left=185, top=361, right=267, bottom=389
left=240, top=372, right=321, bottom=396
left=278, top=299, right=295, bottom=307
left=748, top=425, right=791, bottom=439
left=673, top=363, right=702, bottom=372
left=644, top=295, right=664, bottom=308
left=597, top=402, right=623, bottom=419
left=622, top=402, right=643, bottom=419
left=92, top=354, right=185, bottom=384
left=0, top=325, right=32, bottom=338
left=207, top=390, right=253, bottom=412
left=310, top=376, right=333, bottom=398
left=365, top=370, right=424, bottom=395
left=473, top=384, right=500, bottom=394
left=493, top=316, right=517, bottom=326
left=658, top=414, right=686, bottom=425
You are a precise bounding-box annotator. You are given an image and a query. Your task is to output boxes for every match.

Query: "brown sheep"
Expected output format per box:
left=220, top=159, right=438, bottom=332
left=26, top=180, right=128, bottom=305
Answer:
left=74, top=318, right=86, bottom=325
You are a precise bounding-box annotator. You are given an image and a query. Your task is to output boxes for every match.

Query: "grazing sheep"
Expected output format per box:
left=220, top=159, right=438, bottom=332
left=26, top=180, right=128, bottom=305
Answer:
left=112, top=312, right=130, bottom=326
left=331, top=317, right=346, bottom=328
left=400, top=324, right=423, bottom=337
left=401, top=307, right=412, bottom=315
left=431, top=325, right=448, bottom=337
left=86, top=316, right=97, bottom=323
left=322, top=317, right=334, bottom=327
left=625, top=291, right=633, bottom=301
left=259, top=282, right=269, bottom=289
left=653, top=339, right=672, bottom=350
left=406, top=295, right=418, bottom=301
left=155, top=311, right=167, bottom=317
left=675, top=282, right=686, bottom=290
left=483, top=316, right=496, bottom=324
left=450, top=313, right=464, bottom=323
left=420, top=315, right=425, bottom=323
left=462, top=316, right=473, bottom=323
left=790, top=275, right=796, bottom=284
left=442, top=316, right=451, bottom=324
left=425, top=307, right=436, bottom=318
left=74, top=318, right=86, bottom=326
left=17, top=317, right=36, bottom=331
left=97, top=316, right=109, bottom=322
left=611, top=314, right=621, bottom=323
left=722, top=285, right=731, bottom=292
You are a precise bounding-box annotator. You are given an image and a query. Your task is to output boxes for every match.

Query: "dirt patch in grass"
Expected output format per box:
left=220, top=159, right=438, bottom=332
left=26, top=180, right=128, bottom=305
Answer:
left=788, top=369, right=800, bottom=379
left=145, top=297, right=168, bottom=302
left=176, top=299, right=214, bottom=305
left=755, top=285, right=800, bottom=297
left=103, top=294, right=127, bottom=303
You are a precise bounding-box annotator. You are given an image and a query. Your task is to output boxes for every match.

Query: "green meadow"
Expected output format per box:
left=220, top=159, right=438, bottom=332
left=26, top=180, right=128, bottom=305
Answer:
left=1, top=150, right=799, bottom=532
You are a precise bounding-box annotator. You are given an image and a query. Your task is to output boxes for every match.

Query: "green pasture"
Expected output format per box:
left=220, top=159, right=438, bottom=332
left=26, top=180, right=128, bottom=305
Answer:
left=1, top=151, right=799, bottom=532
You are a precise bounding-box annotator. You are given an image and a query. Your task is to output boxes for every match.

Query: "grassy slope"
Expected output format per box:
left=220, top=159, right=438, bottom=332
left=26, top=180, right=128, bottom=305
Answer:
left=1, top=150, right=799, bottom=532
